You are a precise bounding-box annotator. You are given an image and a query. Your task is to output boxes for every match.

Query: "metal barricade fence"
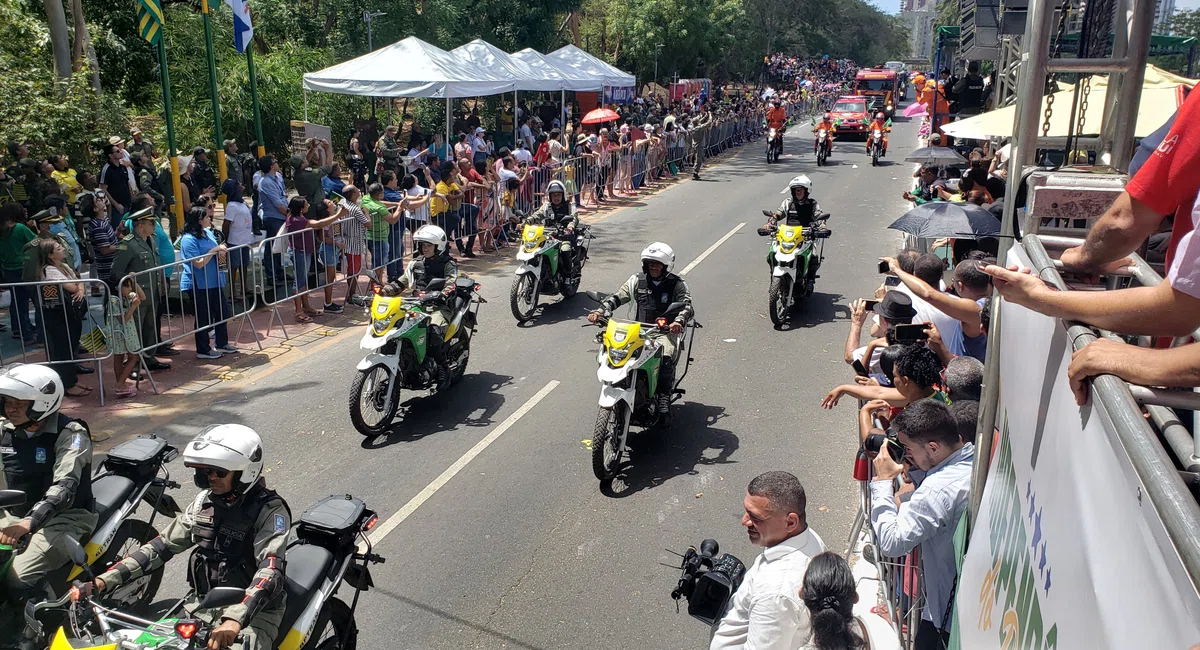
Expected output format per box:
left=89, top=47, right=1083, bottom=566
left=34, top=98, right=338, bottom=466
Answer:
left=0, top=277, right=115, bottom=404
left=117, top=239, right=265, bottom=391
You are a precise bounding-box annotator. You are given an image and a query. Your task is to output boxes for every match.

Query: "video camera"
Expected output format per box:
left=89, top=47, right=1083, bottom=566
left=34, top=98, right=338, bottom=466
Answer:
left=670, top=539, right=746, bottom=625
left=865, top=431, right=905, bottom=463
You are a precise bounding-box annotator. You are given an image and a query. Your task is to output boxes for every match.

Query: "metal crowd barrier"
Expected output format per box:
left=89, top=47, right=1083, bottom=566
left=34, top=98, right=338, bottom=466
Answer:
left=0, top=277, right=114, bottom=404
left=115, top=239, right=265, bottom=391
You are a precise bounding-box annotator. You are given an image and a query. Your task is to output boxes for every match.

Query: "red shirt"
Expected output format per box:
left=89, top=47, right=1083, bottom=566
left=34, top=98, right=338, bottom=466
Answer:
left=1125, top=87, right=1200, bottom=268
left=533, top=142, right=550, bottom=167
left=460, top=168, right=486, bottom=205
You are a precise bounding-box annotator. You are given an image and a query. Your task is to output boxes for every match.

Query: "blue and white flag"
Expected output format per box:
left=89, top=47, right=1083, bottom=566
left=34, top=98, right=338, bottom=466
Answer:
left=224, top=0, right=253, bottom=53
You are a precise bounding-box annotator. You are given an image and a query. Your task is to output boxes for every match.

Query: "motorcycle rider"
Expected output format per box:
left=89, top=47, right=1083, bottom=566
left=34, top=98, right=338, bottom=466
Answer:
left=83, top=424, right=290, bottom=650
left=588, top=243, right=694, bottom=423
left=0, top=365, right=96, bottom=639
left=865, top=111, right=890, bottom=156
left=765, top=174, right=822, bottom=229
left=765, top=100, right=787, bottom=155
left=380, top=224, right=458, bottom=387
left=524, top=179, right=580, bottom=282
left=812, top=112, right=835, bottom=154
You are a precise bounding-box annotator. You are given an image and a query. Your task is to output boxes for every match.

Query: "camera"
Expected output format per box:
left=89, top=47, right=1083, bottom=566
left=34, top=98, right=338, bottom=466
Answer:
left=670, top=539, right=746, bottom=625
left=864, top=432, right=905, bottom=463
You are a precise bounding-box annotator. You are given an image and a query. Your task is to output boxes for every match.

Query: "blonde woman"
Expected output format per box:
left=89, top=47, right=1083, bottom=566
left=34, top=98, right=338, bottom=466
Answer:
left=34, top=239, right=91, bottom=396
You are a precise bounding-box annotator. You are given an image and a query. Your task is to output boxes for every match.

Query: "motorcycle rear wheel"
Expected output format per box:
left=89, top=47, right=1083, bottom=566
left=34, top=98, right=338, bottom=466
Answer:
left=303, top=597, right=357, bottom=650
left=592, top=402, right=629, bottom=481
left=349, top=366, right=398, bottom=436
left=510, top=273, right=538, bottom=322
left=768, top=275, right=791, bottom=326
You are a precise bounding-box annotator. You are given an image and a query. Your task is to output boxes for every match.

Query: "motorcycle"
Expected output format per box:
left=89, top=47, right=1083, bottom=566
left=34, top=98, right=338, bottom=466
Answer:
left=815, top=129, right=831, bottom=167
left=33, top=493, right=385, bottom=650
left=582, top=293, right=702, bottom=482
left=510, top=222, right=593, bottom=323
left=765, top=126, right=784, bottom=164
left=348, top=276, right=484, bottom=436
left=757, top=211, right=832, bottom=326
left=1, top=435, right=182, bottom=647
left=870, top=128, right=885, bottom=166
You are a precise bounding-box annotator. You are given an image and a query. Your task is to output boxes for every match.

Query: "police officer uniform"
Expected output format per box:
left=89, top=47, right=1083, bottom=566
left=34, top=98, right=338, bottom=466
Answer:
left=108, top=208, right=161, bottom=363
left=0, top=414, right=96, bottom=602
left=97, top=480, right=291, bottom=650
left=599, top=267, right=694, bottom=403
left=379, top=131, right=401, bottom=173
left=525, top=195, right=580, bottom=278
left=384, top=249, right=458, bottom=354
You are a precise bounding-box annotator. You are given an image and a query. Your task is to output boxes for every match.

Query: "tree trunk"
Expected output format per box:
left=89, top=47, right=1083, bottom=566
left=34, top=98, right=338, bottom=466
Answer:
left=44, top=0, right=73, bottom=81
left=68, top=0, right=102, bottom=94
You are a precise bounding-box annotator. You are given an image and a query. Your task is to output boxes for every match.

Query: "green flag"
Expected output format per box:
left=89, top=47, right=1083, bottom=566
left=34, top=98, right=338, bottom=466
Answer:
left=136, top=0, right=164, bottom=44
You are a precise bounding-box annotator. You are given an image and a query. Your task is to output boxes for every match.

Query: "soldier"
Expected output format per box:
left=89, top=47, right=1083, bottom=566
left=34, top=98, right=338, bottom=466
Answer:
left=223, top=140, right=242, bottom=194
left=108, top=207, right=171, bottom=372
left=378, top=125, right=401, bottom=173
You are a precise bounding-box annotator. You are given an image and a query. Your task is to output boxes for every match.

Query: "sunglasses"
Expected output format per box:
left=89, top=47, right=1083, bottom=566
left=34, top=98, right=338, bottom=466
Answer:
left=195, top=467, right=229, bottom=479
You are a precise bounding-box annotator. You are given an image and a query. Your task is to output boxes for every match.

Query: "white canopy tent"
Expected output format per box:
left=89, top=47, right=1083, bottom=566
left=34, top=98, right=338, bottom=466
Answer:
left=547, top=45, right=635, bottom=89
left=510, top=47, right=600, bottom=92
left=302, top=36, right=515, bottom=98
left=454, top=40, right=573, bottom=148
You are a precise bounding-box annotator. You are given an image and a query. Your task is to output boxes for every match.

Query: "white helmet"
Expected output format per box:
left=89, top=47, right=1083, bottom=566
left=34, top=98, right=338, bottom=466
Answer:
left=413, top=224, right=448, bottom=254
left=0, top=364, right=63, bottom=423
left=640, top=242, right=676, bottom=274
left=783, top=174, right=813, bottom=194
left=546, top=180, right=566, bottom=198
left=184, top=424, right=265, bottom=493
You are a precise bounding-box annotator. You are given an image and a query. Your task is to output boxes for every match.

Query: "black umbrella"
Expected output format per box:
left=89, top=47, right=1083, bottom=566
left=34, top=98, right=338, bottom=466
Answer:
left=905, top=146, right=968, bottom=166
left=887, top=202, right=1001, bottom=239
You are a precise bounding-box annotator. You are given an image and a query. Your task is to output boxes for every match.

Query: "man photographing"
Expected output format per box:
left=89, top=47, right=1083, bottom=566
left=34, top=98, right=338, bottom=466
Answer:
left=870, top=399, right=973, bottom=650
left=711, top=471, right=826, bottom=650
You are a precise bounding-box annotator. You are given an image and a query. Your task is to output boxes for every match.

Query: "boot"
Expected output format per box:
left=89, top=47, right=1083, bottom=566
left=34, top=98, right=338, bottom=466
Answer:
left=657, top=357, right=677, bottom=425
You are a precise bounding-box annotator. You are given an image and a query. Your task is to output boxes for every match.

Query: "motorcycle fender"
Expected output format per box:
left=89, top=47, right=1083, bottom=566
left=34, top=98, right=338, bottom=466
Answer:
left=356, top=353, right=400, bottom=374
left=343, top=563, right=375, bottom=591
left=515, top=248, right=540, bottom=263
left=360, top=328, right=393, bottom=350
left=514, top=261, right=543, bottom=279
left=772, top=265, right=796, bottom=277
left=598, top=383, right=634, bottom=409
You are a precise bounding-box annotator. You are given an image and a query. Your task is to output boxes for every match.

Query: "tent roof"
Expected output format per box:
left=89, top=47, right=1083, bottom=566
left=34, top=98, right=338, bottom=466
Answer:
left=302, top=36, right=516, bottom=98
left=940, top=64, right=1195, bottom=140
left=510, top=47, right=601, bottom=91
left=451, top=40, right=560, bottom=92
left=547, top=45, right=635, bottom=88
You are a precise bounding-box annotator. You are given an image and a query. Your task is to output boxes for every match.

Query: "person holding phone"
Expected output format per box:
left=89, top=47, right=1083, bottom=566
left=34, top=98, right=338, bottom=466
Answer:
left=843, top=292, right=915, bottom=374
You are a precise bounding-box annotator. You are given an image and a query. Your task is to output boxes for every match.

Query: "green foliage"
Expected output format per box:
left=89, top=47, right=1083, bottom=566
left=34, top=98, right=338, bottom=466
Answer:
left=1150, top=9, right=1199, bottom=76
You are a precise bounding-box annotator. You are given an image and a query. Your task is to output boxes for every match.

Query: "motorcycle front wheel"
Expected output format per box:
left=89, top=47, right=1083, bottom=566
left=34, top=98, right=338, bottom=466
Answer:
left=349, top=365, right=399, bottom=436
left=95, top=519, right=162, bottom=615
left=592, top=402, right=629, bottom=481
left=302, top=597, right=357, bottom=650
left=768, top=275, right=791, bottom=326
left=510, top=273, right=538, bottom=322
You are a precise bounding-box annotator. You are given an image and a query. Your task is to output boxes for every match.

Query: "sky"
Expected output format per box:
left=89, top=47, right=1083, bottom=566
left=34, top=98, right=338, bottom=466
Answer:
left=871, top=0, right=1200, bottom=16
left=1178, top=0, right=1199, bottom=11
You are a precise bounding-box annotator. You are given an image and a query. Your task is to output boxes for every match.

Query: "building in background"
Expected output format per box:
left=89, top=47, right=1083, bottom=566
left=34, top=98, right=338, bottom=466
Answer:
left=1154, top=0, right=1176, bottom=34
left=900, top=0, right=939, bottom=60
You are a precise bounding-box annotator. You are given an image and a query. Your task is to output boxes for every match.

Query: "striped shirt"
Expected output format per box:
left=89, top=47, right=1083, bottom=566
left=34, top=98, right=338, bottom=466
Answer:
left=340, top=204, right=370, bottom=255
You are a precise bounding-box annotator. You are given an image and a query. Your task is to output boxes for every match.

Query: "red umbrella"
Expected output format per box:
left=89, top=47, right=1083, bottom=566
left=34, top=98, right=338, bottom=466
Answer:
left=581, top=108, right=620, bottom=124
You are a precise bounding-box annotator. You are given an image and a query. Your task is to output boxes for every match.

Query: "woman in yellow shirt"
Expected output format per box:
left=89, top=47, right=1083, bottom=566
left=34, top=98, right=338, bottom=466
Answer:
left=433, top=160, right=465, bottom=250
left=49, top=155, right=82, bottom=203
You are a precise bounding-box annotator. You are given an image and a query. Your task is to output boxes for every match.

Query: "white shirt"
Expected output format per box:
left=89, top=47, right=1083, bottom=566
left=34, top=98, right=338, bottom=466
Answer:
left=513, top=148, right=533, bottom=165
left=1167, top=196, right=1200, bottom=299
left=520, top=124, right=534, bottom=149
left=893, top=284, right=965, bottom=356
left=405, top=186, right=431, bottom=224
left=800, top=615, right=901, bottom=650
left=223, top=201, right=254, bottom=246
left=710, top=528, right=827, bottom=650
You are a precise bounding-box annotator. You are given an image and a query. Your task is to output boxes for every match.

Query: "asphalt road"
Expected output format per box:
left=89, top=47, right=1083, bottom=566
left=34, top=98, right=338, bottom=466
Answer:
left=140, top=114, right=919, bottom=649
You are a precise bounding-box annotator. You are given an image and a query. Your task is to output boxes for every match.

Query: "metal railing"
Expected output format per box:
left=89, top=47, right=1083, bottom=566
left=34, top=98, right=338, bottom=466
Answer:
left=0, top=277, right=114, bottom=404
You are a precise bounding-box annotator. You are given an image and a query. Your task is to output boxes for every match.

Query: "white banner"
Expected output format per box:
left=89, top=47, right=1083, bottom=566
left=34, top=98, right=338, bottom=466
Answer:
left=955, top=246, right=1200, bottom=649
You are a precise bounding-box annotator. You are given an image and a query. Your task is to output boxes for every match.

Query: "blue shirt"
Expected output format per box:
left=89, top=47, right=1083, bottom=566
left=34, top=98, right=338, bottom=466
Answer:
left=49, top=222, right=81, bottom=271
left=258, top=171, right=287, bottom=221
left=870, top=442, right=974, bottom=630
left=179, top=229, right=224, bottom=291
left=321, top=174, right=346, bottom=198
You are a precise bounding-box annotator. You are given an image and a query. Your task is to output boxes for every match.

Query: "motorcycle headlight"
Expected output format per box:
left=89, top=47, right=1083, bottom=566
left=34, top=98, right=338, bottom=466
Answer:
left=523, top=241, right=538, bottom=253
left=372, top=317, right=395, bottom=334
left=608, top=346, right=631, bottom=365
left=779, top=242, right=797, bottom=253
left=886, top=104, right=893, bottom=111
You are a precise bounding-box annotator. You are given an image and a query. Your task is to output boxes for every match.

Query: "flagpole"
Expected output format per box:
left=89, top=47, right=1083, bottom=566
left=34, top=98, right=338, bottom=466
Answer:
left=201, top=0, right=226, bottom=186
left=156, top=37, right=184, bottom=232
left=247, top=47, right=265, bottom=158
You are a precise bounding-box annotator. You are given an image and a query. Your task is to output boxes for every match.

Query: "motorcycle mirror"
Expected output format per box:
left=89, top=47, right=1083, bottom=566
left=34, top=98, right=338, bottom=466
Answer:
left=761, top=209, right=773, bottom=217
left=198, top=587, right=247, bottom=610
left=425, top=279, right=446, bottom=292
left=62, top=535, right=88, bottom=568
left=0, top=489, right=26, bottom=509
left=582, top=291, right=606, bottom=303
left=663, top=301, right=685, bottom=315
left=756, top=227, right=773, bottom=237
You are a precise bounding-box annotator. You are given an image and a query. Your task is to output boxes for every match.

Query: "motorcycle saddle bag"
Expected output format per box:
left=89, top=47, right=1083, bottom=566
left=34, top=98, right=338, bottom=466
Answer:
left=298, top=494, right=367, bottom=548
left=104, top=434, right=175, bottom=481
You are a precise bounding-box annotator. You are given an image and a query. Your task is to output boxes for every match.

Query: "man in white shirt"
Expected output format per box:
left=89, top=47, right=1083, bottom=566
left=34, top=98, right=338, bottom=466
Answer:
left=512, top=143, right=533, bottom=166
left=891, top=252, right=965, bottom=356
left=519, top=117, right=535, bottom=151
left=711, top=471, right=826, bottom=650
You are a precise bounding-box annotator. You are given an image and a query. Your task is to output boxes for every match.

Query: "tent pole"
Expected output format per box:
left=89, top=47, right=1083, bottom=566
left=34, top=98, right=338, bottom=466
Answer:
left=446, top=97, right=451, bottom=158
left=561, top=89, right=566, bottom=146
left=304, top=89, right=309, bottom=123
left=514, top=90, right=519, bottom=149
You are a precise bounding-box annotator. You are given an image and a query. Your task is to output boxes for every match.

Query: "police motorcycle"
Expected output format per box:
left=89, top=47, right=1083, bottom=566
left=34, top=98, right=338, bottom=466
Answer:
left=757, top=176, right=832, bottom=326
left=28, top=494, right=385, bottom=650
left=509, top=182, right=594, bottom=323
left=1, top=433, right=183, bottom=649
left=765, top=125, right=784, bottom=164
left=349, top=274, right=485, bottom=437
left=582, top=295, right=702, bottom=482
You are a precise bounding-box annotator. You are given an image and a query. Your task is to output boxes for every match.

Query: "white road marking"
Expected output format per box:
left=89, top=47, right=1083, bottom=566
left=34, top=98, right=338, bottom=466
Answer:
left=679, top=222, right=746, bottom=276
left=366, top=380, right=560, bottom=546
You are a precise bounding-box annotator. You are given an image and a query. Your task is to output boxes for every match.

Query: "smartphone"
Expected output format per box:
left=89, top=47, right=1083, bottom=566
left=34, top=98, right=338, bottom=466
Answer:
left=878, top=260, right=890, bottom=274
left=852, top=359, right=870, bottom=377
left=862, top=299, right=880, bottom=312
left=893, top=323, right=931, bottom=343
left=884, top=276, right=901, bottom=287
